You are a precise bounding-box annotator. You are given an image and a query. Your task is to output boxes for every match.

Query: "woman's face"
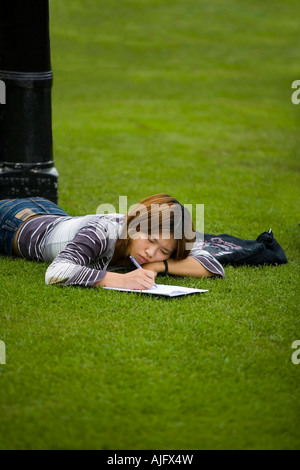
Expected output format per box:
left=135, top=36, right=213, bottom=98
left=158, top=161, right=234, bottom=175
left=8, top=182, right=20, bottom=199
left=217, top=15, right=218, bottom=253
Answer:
left=129, top=233, right=177, bottom=264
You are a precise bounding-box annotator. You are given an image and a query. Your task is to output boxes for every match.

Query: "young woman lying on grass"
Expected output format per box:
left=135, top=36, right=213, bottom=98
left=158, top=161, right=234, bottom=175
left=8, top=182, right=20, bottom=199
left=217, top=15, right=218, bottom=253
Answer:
left=0, top=194, right=224, bottom=289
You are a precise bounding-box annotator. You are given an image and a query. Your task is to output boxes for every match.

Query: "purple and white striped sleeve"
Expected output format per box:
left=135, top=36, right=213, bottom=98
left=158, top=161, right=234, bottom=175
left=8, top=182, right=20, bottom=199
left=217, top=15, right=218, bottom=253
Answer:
left=45, top=222, right=110, bottom=287
left=189, top=248, right=225, bottom=278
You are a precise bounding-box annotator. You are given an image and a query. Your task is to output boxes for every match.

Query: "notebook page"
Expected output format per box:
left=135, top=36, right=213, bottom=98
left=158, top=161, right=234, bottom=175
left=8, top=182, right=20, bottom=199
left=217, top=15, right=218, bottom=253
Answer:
left=103, top=284, right=208, bottom=297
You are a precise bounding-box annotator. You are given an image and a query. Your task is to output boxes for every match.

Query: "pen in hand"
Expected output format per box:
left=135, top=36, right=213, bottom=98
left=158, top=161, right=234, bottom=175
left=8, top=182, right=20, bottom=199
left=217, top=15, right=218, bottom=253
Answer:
left=129, top=256, right=158, bottom=288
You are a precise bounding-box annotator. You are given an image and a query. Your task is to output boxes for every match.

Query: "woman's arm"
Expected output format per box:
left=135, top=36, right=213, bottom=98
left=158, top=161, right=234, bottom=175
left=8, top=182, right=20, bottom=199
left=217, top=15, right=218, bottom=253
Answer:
left=142, top=251, right=225, bottom=279
left=45, top=219, right=111, bottom=287
left=167, top=257, right=215, bottom=277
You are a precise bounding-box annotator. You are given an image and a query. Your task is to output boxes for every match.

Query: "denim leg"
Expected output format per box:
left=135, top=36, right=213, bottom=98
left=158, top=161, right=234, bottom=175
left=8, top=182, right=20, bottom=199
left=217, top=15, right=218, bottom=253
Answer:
left=0, top=198, right=68, bottom=255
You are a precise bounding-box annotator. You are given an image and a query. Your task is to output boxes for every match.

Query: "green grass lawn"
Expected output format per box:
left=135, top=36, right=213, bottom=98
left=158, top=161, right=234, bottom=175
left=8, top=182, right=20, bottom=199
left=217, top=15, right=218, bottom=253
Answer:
left=0, top=0, right=299, bottom=450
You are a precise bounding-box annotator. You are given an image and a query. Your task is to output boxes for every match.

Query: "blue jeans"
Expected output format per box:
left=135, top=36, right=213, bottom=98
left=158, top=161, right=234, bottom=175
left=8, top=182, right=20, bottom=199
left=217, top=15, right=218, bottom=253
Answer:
left=0, top=198, right=68, bottom=256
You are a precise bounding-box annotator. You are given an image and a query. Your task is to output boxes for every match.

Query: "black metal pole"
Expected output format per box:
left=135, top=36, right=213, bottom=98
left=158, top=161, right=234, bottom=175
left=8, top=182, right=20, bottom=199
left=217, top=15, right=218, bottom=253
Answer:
left=0, top=0, right=58, bottom=203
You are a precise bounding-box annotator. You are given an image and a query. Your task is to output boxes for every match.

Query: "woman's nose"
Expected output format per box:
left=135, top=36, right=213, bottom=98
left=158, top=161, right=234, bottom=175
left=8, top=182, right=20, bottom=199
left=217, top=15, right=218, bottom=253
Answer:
left=145, top=246, right=156, bottom=258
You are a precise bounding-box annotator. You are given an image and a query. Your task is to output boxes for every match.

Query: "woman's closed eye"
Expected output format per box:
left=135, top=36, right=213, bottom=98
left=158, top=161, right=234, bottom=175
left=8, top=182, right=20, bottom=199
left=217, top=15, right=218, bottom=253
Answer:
left=148, top=237, right=169, bottom=256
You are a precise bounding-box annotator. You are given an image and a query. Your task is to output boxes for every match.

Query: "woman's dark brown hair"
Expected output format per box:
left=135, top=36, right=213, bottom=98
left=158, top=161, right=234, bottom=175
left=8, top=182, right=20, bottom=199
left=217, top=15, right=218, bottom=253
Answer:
left=113, top=194, right=196, bottom=262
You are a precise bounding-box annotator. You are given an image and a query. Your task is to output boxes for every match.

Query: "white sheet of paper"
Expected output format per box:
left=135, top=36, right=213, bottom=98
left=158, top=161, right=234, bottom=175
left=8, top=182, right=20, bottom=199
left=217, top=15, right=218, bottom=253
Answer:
left=103, top=284, right=208, bottom=297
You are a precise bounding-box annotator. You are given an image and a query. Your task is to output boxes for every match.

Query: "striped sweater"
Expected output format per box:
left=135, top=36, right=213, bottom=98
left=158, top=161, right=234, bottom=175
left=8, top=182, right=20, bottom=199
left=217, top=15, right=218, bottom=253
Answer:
left=16, top=213, right=225, bottom=287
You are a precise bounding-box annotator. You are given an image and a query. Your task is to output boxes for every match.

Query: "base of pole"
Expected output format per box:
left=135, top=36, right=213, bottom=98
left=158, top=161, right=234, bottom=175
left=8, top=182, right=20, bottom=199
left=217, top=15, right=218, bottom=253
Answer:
left=0, top=162, right=58, bottom=203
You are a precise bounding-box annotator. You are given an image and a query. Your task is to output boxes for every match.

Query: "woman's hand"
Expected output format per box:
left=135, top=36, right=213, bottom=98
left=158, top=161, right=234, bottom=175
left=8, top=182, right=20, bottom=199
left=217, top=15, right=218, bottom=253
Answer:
left=94, top=269, right=156, bottom=290
left=121, top=268, right=156, bottom=290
